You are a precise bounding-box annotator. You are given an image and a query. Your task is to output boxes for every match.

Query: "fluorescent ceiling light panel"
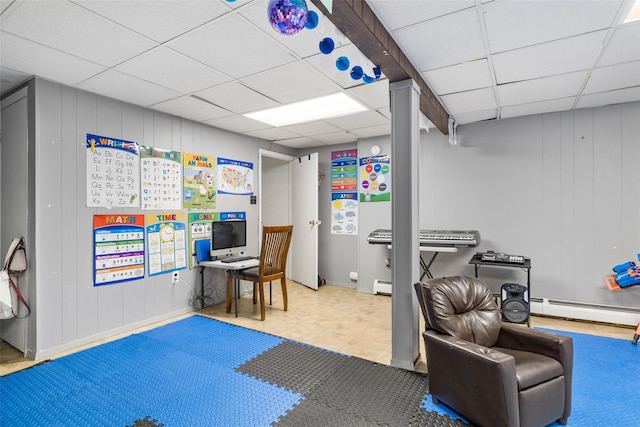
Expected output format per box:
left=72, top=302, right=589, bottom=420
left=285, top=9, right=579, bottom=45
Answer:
left=244, top=93, right=367, bottom=127
left=624, top=0, right=640, bottom=23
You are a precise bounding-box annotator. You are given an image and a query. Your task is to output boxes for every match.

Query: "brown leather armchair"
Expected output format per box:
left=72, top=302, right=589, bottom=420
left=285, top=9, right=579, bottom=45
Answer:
left=414, top=276, right=573, bottom=427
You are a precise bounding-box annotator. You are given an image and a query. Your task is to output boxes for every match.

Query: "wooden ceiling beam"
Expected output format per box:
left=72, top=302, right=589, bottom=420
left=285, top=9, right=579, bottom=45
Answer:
left=310, top=0, right=449, bottom=134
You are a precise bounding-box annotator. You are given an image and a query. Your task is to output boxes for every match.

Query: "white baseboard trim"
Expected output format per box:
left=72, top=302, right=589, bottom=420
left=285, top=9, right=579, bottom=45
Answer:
left=530, top=298, right=640, bottom=326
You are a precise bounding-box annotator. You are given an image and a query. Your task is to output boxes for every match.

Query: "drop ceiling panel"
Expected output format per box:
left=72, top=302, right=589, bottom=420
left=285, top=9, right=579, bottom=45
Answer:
left=584, top=61, right=640, bottom=93
left=492, top=31, right=607, bottom=84
left=0, top=32, right=106, bottom=87
left=483, top=0, right=621, bottom=53
left=0, top=1, right=157, bottom=67
left=350, top=124, right=392, bottom=139
left=195, top=81, right=279, bottom=113
left=440, top=87, right=497, bottom=115
left=166, top=13, right=296, bottom=79
left=369, top=0, right=476, bottom=31
left=77, top=0, right=231, bottom=43
left=597, top=22, right=640, bottom=66
left=306, top=44, right=380, bottom=90
left=310, top=130, right=358, bottom=144
left=392, top=8, right=486, bottom=71
left=453, top=108, right=497, bottom=125
left=78, top=70, right=181, bottom=107
left=577, top=86, right=640, bottom=109
left=501, top=97, right=576, bottom=119
left=241, top=61, right=341, bottom=104
left=498, top=71, right=587, bottom=106
left=324, top=110, right=389, bottom=130
left=116, top=47, right=231, bottom=94
left=346, top=79, right=390, bottom=110
left=245, top=127, right=301, bottom=141
left=150, top=96, right=232, bottom=122
left=422, top=59, right=492, bottom=95
left=204, top=114, right=272, bottom=134
left=281, top=120, right=342, bottom=137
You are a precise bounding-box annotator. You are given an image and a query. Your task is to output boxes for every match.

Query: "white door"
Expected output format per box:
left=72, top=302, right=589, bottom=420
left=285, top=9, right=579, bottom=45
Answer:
left=291, top=153, right=319, bottom=290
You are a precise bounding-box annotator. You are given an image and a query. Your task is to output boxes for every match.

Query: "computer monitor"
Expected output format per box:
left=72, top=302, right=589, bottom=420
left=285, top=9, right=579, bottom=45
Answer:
left=210, top=220, right=247, bottom=259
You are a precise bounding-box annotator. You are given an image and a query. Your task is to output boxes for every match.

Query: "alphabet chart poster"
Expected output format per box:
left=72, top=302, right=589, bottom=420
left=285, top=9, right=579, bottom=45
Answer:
left=183, top=152, right=216, bottom=209
left=86, top=134, right=140, bottom=208
left=359, top=155, right=391, bottom=202
left=140, top=146, right=182, bottom=210
left=331, top=149, right=358, bottom=234
left=93, top=214, right=145, bottom=286
left=146, top=212, right=187, bottom=277
left=217, top=157, right=254, bottom=195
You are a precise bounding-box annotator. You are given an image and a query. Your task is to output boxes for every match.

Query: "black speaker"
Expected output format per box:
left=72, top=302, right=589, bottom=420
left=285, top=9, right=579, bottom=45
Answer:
left=501, top=283, right=529, bottom=324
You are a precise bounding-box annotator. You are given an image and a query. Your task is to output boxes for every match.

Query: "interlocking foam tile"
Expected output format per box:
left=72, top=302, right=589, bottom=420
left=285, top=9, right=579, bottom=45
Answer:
left=273, top=397, right=388, bottom=426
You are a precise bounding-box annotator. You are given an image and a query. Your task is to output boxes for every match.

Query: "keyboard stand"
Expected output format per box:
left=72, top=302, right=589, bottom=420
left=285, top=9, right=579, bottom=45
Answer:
left=387, top=245, right=458, bottom=281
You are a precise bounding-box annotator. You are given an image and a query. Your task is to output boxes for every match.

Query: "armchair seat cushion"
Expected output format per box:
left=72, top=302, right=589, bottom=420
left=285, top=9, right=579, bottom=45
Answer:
left=495, top=347, right=564, bottom=390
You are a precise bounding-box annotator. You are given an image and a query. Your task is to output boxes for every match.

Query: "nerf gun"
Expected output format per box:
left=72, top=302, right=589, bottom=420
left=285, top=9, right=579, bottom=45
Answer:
left=605, top=254, right=640, bottom=290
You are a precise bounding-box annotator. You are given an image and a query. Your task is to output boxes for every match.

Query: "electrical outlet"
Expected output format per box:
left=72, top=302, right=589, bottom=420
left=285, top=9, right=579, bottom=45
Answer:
left=172, top=271, right=179, bottom=284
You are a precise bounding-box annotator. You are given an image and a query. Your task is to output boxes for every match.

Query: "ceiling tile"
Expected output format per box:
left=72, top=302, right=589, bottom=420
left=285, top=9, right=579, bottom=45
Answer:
left=77, top=0, right=231, bottom=43
left=441, top=87, right=497, bottom=115
left=116, top=47, right=231, bottom=94
left=204, top=114, right=272, bottom=134
left=324, top=110, right=389, bottom=130
left=369, top=0, right=476, bottom=31
left=598, top=22, right=640, bottom=66
left=77, top=70, right=181, bottom=107
left=392, top=8, right=486, bottom=71
left=245, top=127, right=301, bottom=141
left=577, top=86, right=640, bottom=109
left=346, top=79, right=390, bottom=110
left=195, top=81, right=279, bottom=113
left=0, top=1, right=157, bottom=67
left=274, top=137, right=324, bottom=149
left=498, top=71, right=587, bottom=106
left=0, top=32, right=106, bottom=87
left=584, top=61, right=640, bottom=93
left=0, top=67, right=30, bottom=94
left=453, top=108, right=497, bottom=125
left=422, top=59, right=492, bottom=95
left=483, top=0, right=620, bottom=53
left=306, top=44, right=381, bottom=90
left=166, top=13, right=296, bottom=79
left=281, top=121, right=342, bottom=137
left=309, top=130, right=358, bottom=145
left=492, top=31, right=607, bottom=84
left=350, top=124, right=392, bottom=139
left=150, top=96, right=232, bottom=122
left=241, top=61, right=341, bottom=104
left=501, top=97, right=576, bottom=119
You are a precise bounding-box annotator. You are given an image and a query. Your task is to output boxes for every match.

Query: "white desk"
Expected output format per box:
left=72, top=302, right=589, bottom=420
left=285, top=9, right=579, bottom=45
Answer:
left=386, top=245, right=458, bottom=281
left=198, top=258, right=259, bottom=317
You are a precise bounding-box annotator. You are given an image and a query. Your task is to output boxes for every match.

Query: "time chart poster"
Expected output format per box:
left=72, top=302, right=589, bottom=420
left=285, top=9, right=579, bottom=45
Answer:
left=140, top=146, right=182, bottom=210
left=146, top=212, right=187, bottom=277
left=93, top=215, right=145, bottom=286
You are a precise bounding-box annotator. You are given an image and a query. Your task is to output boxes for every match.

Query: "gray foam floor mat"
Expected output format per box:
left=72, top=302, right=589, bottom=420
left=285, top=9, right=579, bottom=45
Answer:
left=236, top=340, right=466, bottom=427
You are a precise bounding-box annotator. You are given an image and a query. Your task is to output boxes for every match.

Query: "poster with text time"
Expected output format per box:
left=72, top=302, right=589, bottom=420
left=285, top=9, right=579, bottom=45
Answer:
left=146, top=213, right=187, bottom=276
left=93, top=215, right=145, bottom=286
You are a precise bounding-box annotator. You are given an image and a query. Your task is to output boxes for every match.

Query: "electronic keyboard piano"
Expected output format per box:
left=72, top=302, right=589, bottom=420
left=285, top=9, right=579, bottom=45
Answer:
left=367, top=229, right=481, bottom=248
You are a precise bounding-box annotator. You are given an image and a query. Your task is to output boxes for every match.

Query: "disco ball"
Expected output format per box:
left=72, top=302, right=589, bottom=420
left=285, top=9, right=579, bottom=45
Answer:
left=268, top=0, right=308, bottom=36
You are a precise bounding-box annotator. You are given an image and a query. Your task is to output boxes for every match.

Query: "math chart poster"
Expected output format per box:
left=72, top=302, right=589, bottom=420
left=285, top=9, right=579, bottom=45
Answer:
left=187, top=212, right=220, bottom=269
left=359, top=155, right=391, bottom=202
left=217, top=157, right=254, bottom=195
left=86, top=134, right=140, bottom=208
left=183, top=152, right=216, bottom=209
left=146, top=213, right=187, bottom=277
left=140, top=146, right=182, bottom=210
left=331, top=149, right=358, bottom=234
left=93, top=215, right=145, bottom=286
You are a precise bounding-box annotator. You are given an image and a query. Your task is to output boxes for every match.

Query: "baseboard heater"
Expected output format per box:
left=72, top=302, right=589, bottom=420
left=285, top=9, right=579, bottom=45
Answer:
left=374, top=279, right=392, bottom=295
left=530, top=297, right=640, bottom=327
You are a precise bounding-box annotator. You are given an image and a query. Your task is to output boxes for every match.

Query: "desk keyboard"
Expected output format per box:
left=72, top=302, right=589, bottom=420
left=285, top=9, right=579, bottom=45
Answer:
left=221, top=256, right=255, bottom=263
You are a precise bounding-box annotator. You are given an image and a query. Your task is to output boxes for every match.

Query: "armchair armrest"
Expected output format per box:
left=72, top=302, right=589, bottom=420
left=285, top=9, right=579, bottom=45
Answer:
left=423, top=330, right=520, bottom=427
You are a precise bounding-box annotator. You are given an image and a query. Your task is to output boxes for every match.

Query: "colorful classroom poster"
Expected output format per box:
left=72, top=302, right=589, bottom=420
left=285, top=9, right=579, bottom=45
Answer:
left=86, top=134, right=140, bottom=208
left=183, top=152, right=216, bottom=209
left=217, top=157, right=254, bottom=195
left=188, top=212, right=220, bottom=269
left=331, top=149, right=358, bottom=234
left=359, top=155, right=391, bottom=202
left=146, top=212, right=187, bottom=276
left=140, top=146, right=182, bottom=210
left=93, top=215, right=145, bottom=286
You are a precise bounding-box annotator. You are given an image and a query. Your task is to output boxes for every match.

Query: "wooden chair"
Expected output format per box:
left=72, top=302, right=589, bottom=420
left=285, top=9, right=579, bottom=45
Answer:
left=226, top=225, right=293, bottom=320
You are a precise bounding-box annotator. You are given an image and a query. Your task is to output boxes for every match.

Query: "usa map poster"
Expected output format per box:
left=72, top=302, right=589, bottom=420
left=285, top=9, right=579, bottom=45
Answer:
left=146, top=212, right=187, bottom=277
left=93, top=215, right=145, bottom=286
left=140, top=146, right=182, bottom=210
left=86, top=134, right=140, bottom=208
left=331, top=149, right=358, bottom=234
left=217, top=157, right=254, bottom=195
left=183, top=152, right=216, bottom=209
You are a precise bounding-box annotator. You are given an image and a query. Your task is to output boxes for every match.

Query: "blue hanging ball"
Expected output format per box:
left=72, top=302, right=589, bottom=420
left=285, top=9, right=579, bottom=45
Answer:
left=350, top=66, right=363, bottom=80
left=305, top=10, right=319, bottom=29
left=319, top=37, right=335, bottom=54
left=336, top=56, right=350, bottom=71
left=363, top=74, right=375, bottom=84
left=268, top=0, right=308, bottom=36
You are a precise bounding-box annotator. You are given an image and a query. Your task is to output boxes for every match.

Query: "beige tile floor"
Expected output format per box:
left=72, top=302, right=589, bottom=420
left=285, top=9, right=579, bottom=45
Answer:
left=1, top=281, right=636, bottom=377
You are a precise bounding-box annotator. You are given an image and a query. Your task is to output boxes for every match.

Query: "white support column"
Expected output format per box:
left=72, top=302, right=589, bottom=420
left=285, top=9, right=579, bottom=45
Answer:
left=389, top=79, right=421, bottom=370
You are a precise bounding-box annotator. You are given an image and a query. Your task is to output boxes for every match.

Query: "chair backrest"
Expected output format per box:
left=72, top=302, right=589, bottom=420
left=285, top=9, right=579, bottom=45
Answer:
left=259, top=225, right=293, bottom=278
left=414, top=275, right=501, bottom=347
